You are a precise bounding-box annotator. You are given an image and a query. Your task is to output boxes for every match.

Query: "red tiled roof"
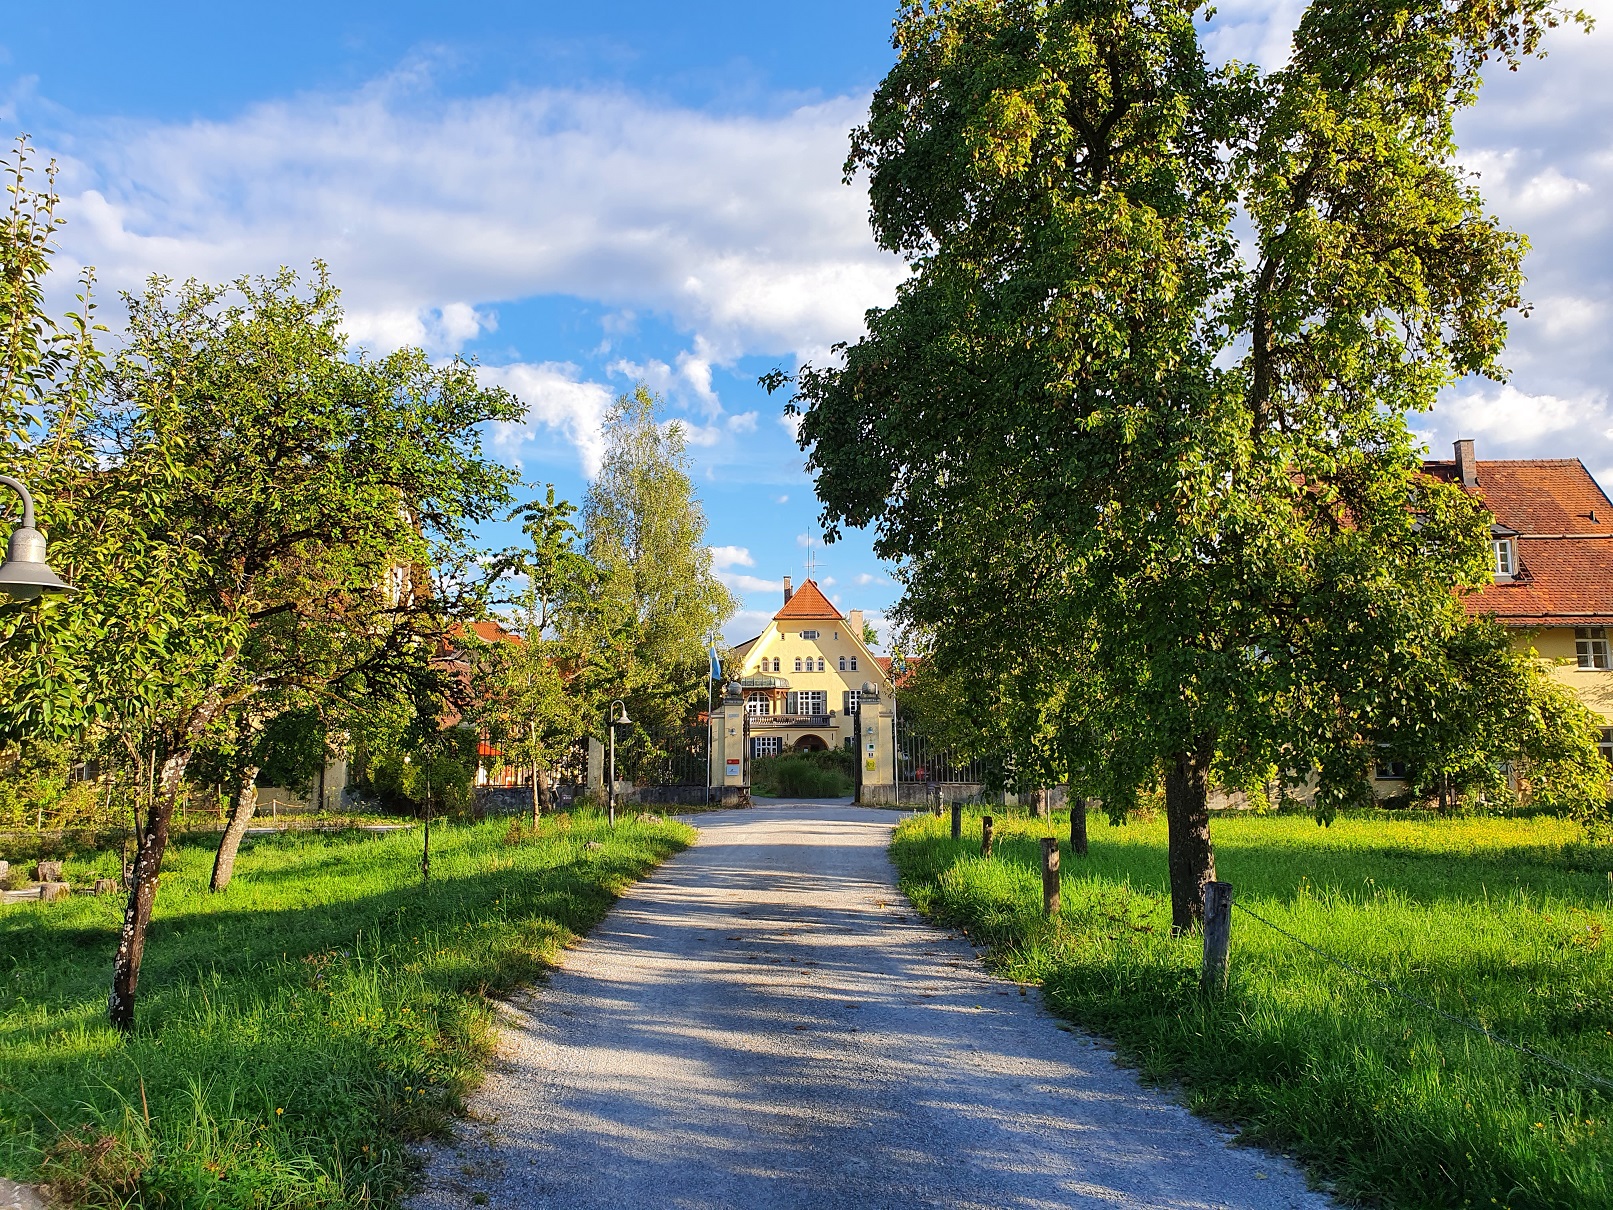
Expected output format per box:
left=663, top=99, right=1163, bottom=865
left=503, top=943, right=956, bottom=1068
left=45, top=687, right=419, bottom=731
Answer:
left=875, top=655, right=921, bottom=688
left=774, top=578, right=843, bottom=621
left=1423, top=458, right=1613, bottom=625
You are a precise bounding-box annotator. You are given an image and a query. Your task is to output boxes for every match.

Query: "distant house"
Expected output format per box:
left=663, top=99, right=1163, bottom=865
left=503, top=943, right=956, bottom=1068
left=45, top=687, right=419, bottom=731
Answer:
left=1384, top=439, right=1613, bottom=787
left=709, top=577, right=897, bottom=795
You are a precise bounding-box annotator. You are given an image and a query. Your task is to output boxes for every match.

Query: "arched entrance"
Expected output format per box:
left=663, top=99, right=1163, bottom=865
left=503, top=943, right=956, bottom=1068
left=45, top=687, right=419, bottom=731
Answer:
left=792, top=734, right=828, bottom=753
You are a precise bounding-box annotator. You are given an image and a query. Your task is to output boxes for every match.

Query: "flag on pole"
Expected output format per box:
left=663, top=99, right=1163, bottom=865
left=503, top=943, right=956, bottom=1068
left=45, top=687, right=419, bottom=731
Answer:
left=708, top=645, right=722, bottom=681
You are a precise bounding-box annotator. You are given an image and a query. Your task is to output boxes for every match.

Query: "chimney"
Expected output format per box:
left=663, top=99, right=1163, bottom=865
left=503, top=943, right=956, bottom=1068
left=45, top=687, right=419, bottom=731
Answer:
left=782, top=576, right=793, bottom=605
left=1455, top=438, right=1478, bottom=487
left=848, top=609, right=864, bottom=640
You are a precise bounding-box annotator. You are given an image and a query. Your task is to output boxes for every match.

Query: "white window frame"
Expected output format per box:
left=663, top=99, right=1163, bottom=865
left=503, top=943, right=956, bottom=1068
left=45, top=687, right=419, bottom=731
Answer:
left=744, top=696, right=772, bottom=716
left=799, top=690, right=826, bottom=716
left=1599, top=728, right=1613, bottom=765
left=1493, top=539, right=1514, bottom=577
left=850, top=657, right=858, bottom=672
left=752, top=736, right=782, bottom=758
left=816, top=657, right=825, bottom=672
left=801, top=629, right=819, bottom=640
left=794, top=657, right=803, bottom=673
left=1576, top=627, right=1611, bottom=670
left=839, top=656, right=847, bottom=671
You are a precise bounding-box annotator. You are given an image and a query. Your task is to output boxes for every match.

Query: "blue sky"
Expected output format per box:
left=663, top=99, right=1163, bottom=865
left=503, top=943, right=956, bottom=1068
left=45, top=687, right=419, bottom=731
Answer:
left=5, top=2, right=1612, bottom=646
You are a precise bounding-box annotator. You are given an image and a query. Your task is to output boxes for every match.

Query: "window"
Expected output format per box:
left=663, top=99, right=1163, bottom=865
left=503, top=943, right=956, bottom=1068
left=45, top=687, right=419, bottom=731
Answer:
left=1599, top=728, right=1613, bottom=765
left=744, top=696, right=772, bottom=716
left=1576, top=627, right=1611, bottom=670
left=839, top=656, right=847, bottom=671
left=794, top=657, right=803, bottom=673
left=799, top=690, right=826, bottom=716
left=1493, top=539, right=1515, bottom=577
left=752, top=736, right=782, bottom=758
left=1375, top=759, right=1409, bottom=780
left=842, top=689, right=866, bottom=712
left=772, top=658, right=781, bottom=673
left=801, top=629, right=819, bottom=640
left=817, top=657, right=826, bottom=672
left=849, top=657, right=858, bottom=672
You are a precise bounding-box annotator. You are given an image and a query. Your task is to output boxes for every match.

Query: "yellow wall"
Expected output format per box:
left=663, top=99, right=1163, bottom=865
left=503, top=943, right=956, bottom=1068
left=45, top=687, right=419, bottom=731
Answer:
left=1515, top=628, right=1613, bottom=724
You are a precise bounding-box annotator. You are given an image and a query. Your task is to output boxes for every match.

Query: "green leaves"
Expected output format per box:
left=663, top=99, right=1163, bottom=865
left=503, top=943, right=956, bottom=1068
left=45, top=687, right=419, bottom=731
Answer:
left=783, top=0, right=1596, bottom=822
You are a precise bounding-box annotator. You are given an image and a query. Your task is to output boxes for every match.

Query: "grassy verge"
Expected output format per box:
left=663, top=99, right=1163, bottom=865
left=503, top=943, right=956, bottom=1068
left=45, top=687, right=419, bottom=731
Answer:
left=892, top=809, right=1612, bottom=1210
left=1, top=811, right=692, bottom=1207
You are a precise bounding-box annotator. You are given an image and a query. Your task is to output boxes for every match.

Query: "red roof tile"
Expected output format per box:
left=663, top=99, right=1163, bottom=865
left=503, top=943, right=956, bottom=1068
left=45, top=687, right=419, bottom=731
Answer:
left=773, top=578, right=843, bottom=621
left=1422, top=458, right=1613, bottom=625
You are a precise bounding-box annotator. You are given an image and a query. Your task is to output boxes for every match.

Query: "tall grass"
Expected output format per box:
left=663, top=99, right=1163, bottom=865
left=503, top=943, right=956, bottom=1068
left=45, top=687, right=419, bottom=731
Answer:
left=750, top=750, right=853, bottom=798
left=0, top=812, right=692, bottom=1207
left=892, top=810, right=1613, bottom=1210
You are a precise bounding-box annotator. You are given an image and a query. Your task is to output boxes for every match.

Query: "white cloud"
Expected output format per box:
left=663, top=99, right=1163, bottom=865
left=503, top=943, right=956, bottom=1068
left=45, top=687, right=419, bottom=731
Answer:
left=722, top=609, right=775, bottom=646
left=715, top=570, right=786, bottom=595
left=480, top=360, right=613, bottom=476
left=774, top=494, right=789, bottom=504
left=709, top=545, right=754, bottom=570
left=854, top=572, right=888, bottom=587
left=795, top=532, right=816, bottom=548
left=48, top=80, right=904, bottom=367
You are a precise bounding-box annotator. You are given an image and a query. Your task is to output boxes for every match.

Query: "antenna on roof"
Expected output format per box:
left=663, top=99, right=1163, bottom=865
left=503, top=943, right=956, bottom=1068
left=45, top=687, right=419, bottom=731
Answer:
left=804, top=538, right=818, bottom=579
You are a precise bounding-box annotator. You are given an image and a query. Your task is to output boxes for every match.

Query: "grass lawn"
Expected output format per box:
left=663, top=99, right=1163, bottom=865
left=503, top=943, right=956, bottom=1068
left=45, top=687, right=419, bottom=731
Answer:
left=0, top=811, right=693, bottom=1208
left=892, top=809, right=1613, bottom=1210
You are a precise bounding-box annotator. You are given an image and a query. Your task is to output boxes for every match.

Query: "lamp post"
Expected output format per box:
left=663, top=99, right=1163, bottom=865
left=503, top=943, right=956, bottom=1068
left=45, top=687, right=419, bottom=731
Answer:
left=607, top=699, right=630, bottom=826
left=0, top=476, right=74, bottom=600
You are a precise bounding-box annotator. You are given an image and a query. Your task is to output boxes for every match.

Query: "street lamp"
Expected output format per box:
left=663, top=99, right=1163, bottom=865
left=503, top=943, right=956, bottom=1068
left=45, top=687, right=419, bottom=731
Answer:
left=607, top=699, right=631, bottom=826
left=0, top=476, right=74, bottom=600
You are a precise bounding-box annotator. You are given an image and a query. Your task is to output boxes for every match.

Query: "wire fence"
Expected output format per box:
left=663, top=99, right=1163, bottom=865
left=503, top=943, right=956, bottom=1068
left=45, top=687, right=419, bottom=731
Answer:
left=1230, top=899, right=1613, bottom=1094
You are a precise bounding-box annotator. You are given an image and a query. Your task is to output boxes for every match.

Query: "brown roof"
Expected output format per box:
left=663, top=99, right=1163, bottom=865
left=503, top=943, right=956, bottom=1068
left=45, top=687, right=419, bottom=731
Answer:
left=773, top=578, right=843, bottom=621
left=1423, top=458, right=1613, bottom=625
left=875, top=655, right=921, bottom=688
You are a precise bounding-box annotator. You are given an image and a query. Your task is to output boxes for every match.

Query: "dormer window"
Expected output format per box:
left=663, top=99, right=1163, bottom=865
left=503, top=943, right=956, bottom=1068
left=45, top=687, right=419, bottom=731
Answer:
left=1493, top=538, right=1515, bottom=578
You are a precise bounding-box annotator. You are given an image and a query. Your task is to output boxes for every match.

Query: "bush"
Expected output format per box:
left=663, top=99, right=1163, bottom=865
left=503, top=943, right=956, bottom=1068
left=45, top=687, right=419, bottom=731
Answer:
left=751, top=749, right=854, bottom=798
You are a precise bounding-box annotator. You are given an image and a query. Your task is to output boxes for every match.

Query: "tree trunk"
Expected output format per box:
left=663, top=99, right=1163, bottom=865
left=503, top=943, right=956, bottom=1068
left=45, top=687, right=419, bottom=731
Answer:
left=110, top=747, right=195, bottom=1031
left=1071, top=796, right=1089, bottom=856
left=536, top=764, right=553, bottom=819
left=1163, top=741, right=1216, bottom=935
left=209, top=764, right=261, bottom=892
left=530, top=761, right=541, bottom=830
left=1032, top=787, right=1049, bottom=820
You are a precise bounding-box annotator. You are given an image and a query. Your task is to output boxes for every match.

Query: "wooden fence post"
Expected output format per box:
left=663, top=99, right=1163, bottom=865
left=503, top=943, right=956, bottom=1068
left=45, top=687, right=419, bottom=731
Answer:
left=1201, top=881, right=1233, bottom=993
left=980, top=815, right=994, bottom=857
left=1071, top=797, right=1088, bottom=857
left=1040, top=837, right=1060, bottom=916
left=950, top=801, right=963, bottom=841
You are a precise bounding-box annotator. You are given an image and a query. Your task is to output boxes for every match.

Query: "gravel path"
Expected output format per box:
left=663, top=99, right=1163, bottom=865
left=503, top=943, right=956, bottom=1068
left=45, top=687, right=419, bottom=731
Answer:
left=412, top=801, right=1332, bottom=1209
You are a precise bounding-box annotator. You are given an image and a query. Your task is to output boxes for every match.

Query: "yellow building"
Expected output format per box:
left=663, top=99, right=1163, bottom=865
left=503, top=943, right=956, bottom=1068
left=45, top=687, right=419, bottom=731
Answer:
left=1372, top=440, right=1613, bottom=790
left=708, top=577, right=898, bottom=799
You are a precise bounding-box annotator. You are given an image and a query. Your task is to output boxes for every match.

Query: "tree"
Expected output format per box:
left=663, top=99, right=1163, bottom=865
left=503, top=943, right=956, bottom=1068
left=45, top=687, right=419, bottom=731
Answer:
left=583, top=385, right=736, bottom=779
left=0, top=265, right=521, bottom=1028
left=475, top=487, right=597, bottom=823
left=777, top=0, right=1591, bottom=930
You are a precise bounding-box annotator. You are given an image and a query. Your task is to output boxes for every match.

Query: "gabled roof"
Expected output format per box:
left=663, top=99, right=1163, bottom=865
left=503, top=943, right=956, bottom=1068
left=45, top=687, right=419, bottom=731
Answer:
left=1423, top=458, right=1613, bottom=626
left=774, top=578, right=843, bottom=621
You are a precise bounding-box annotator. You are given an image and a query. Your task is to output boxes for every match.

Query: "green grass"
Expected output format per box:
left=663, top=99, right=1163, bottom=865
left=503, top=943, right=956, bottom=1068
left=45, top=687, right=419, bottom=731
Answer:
left=892, top=810, right=1613, bottom=1210
left=0, top=812, right=693, bottom=1208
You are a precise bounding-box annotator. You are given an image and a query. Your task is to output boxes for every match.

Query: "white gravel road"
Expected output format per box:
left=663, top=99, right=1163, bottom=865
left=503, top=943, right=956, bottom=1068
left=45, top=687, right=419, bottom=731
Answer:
left=412, top=801, right=1333, bottom=1210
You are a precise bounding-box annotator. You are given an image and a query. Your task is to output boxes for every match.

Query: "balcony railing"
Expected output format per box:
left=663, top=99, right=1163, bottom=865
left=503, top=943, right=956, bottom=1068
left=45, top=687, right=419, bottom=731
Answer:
left=748, top=713, right=835, bottom=729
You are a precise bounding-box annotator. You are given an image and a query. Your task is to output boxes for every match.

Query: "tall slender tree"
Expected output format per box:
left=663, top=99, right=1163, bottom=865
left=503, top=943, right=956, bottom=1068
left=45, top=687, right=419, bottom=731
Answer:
left=583, top=385, right=736, bottom=777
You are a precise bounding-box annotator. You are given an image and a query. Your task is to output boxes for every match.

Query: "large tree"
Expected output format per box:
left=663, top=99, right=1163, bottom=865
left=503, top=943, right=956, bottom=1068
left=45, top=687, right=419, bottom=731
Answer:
left=583, top=385, right=735, bottom=777
left=0, top=265, right=520, bottom=1027
left=779, top=0, right=1595, bottom=930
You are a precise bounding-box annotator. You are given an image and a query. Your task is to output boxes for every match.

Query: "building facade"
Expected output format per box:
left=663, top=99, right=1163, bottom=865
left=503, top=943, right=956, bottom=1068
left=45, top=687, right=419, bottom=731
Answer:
left=708, top=577, right=898, bottom=797
left=1383, top=439, right=1613, bottom=790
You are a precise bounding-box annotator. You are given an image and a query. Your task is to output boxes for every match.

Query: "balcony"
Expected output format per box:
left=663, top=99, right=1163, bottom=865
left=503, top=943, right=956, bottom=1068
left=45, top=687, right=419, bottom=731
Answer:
left=747, top=714, right=835, bottom=730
